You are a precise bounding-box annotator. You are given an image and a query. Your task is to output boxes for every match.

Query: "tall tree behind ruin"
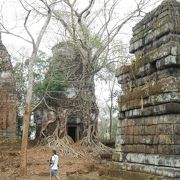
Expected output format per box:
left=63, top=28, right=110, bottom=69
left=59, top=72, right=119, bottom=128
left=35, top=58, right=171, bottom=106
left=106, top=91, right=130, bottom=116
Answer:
left=0, top=0, right=162, bottom=171
left=47, top=0, right=156, bottom=143
left=11, top=0, right=159, bottom=146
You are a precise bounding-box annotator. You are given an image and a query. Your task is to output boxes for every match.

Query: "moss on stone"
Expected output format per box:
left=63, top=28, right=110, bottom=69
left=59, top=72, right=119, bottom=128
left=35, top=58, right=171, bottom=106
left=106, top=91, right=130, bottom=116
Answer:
left=120, top=77, right=179, bottom=104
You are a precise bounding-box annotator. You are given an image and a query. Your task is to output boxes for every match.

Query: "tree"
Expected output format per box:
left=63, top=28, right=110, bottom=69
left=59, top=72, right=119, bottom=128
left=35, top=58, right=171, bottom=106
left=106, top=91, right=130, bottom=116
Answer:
left=49, top=0, right=152, bottom=145
left=0, top=0, right=161, bottom=160
left=96, top=65, right=120, bottom=142
left=0, top=0, right=57, bottom=175
left=26, top=0, right=158, bottom=150
left=19, top=2, right=54, bottom=175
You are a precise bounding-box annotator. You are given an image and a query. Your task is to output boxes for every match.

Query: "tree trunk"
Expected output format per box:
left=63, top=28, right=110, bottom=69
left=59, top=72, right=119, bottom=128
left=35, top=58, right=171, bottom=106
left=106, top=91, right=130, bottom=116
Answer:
left=19, top=4, right=53, bottom=174
left=20, top=54, right=34, bottom=175
left=20, top=105, right=31, bottom=175
left=109, top=110, right=112, bottom=141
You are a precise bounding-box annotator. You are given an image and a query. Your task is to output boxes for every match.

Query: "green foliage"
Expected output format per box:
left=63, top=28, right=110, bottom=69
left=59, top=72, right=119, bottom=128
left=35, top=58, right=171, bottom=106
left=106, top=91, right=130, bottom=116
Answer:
left=33, top=50, right=67, bottom=98
left=34, top=71, right=66, bottom=97
left=33, top=50, right=49, bottom=82
left=97, top=116, right=118, bottom=142
left=13, top=58, right=27, bottom=113
left=29, top=121, right=36, bottom=133
left=89, top=33, right=103, bottom=49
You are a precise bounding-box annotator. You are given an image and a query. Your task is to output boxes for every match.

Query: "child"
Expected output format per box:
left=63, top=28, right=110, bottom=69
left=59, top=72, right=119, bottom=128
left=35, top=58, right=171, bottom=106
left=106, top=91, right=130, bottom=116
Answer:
left=50, top=149, right=60, bottom=180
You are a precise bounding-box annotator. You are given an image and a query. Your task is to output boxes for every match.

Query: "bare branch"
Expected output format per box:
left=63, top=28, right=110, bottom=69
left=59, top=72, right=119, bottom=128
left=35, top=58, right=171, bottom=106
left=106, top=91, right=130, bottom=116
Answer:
left=93, top=7, right=141, bottom=62
left=79, top=0, right=95, bottom=18
left=0, top=23, right=32, bottom=44
left=35, top=4, right=53, bottom=51
left=19, top=0, right=29, bottom=11
left=23, top=10, right=36, bottom=50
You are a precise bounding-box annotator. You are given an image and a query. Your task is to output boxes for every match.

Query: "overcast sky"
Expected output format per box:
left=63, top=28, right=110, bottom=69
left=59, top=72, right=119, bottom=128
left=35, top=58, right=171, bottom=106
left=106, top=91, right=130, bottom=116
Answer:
left=0, top=0, right=162, bottom=56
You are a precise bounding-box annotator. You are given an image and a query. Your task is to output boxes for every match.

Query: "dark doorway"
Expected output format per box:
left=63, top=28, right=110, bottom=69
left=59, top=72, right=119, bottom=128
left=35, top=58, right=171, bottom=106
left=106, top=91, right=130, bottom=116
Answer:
left=68, top=126, right=76, bottom=142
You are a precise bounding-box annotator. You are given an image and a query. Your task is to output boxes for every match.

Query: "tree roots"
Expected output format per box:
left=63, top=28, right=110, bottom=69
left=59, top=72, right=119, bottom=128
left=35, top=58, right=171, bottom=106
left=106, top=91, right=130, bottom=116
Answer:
left=39, top=134, right=114, bottom=159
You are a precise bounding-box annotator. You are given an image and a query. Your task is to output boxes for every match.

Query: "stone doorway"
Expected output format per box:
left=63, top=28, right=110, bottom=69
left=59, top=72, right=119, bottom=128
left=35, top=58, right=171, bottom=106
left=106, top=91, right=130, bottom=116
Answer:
left=67, top=124, right=80, bottom=142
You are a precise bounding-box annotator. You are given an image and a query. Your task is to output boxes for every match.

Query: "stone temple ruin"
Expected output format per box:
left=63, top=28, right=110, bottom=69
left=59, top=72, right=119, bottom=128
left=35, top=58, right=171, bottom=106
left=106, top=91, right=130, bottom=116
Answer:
left=34, top=42, right=85, bottom=142
left=0, top=34, right=17, bottom=137
left=114, top=0, right=180, bottom=178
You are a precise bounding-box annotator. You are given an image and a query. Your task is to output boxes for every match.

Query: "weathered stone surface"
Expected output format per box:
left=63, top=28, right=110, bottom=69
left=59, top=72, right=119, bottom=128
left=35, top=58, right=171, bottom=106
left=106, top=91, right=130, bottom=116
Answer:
left=0, top=35, right=17, bottom=136
left=114, top=1, right=180, bottom=178
left=145, top=145, right=158, bottom=154
left=121, top=76, right=180, bottom=104
left=135, top=34, right=180, bottom=59
left=122, top=103, right=180, bottom=118
left=119, top=67, right=180, bottom=90
left=130, top=0, right=180, bottom=53
left=156, top=55, right=180, bottom=70
left=117, top=60, right=180, bottom=86
left=144, top=125, right=156, bottom=135
left=118, top=114, right=179, bottom=126
left=156, top=124, right=174, bottom=135
left=120, top=92, right=180, bottom=112
left=112, top=152, right=123, bottom=162
left=174, top=124, right=180, bottom=134
left=126, top=153, right=180, bottom=168
left=158, top=145, right=175, bottom=155
left=134, top=136, right=146, bottom=144
left=174, top=135, right=180, bottom=144
left=158, top=135, right=174, bottom=145
left=174, top=145, right=180, bottom=155
left=116, top=162, right=180, bottom=178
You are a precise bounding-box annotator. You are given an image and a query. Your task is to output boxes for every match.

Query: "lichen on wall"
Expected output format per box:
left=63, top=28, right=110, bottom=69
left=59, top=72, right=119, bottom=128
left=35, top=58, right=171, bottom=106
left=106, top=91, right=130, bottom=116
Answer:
left=114, top=0, right=180, bottom=178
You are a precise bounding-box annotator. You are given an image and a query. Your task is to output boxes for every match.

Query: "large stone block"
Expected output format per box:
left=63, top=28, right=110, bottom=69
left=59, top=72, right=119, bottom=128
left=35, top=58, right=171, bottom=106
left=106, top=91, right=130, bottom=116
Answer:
left=133, top=126, right=145, bottom=135
left=145, top=145, right=158, bottom=154
left=159, top=135, right=174, bottom=145
left=120, top=76, right=180, bottom=104
left=126, top=153, right=180, bottom=168
left=144, top=125, right=156, bottom=135
left=174, top=124, right=180, bottom=135
left=123, top=145, right=133, bottom=152
left=174, top=145, right=180, bottom=155
left=135, top=145, right=146, bottom=153
left=156, top=55, right=180, bottom=70
left=118, top=42, right=180, bottom=80
left=158, top=145, right=174, bottom=155
left=134, top=136, right=146, bottom=144
left=174, top=135, right=180, bottom=144
left=116, top=161, right=180, bottom=178
left=119, top=67, right=180, bottom=90
left=135, top=33, right=180, bottom=59
left=126, top=126, right=134, bottom=135
left=122, top=103, right=180, bottom=118
left=120, top=92, right=180, bottom=111
left=156, top=124, right=174, bottom=135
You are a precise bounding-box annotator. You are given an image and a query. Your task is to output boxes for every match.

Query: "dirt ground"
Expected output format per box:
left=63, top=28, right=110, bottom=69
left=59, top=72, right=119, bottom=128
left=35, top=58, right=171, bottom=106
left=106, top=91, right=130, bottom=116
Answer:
left=0, top=139, right=117, bottom=180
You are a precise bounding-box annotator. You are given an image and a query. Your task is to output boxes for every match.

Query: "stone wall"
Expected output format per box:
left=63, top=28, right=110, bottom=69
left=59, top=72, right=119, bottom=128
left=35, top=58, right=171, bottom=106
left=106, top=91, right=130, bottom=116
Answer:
left=34, top=42, right=85, bottom=141
left=114, top=0, right=180, bottom=178
left=0, top=34, right=17, bottom=137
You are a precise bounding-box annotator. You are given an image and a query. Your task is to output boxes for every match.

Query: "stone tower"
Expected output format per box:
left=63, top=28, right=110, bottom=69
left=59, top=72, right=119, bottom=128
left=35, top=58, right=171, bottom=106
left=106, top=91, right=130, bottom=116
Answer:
left=114, top=0, right=180, bottom=178
left=0, top=34, right=17, bottom=137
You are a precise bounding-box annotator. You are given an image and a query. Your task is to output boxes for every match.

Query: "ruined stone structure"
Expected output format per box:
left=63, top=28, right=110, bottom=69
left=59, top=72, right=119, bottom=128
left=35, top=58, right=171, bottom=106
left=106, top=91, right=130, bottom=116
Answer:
left=114, top=0, right=180, bottom=178
left=0, top=34, right=17, bottom=137
left=34, top=42, right=85, bottom=142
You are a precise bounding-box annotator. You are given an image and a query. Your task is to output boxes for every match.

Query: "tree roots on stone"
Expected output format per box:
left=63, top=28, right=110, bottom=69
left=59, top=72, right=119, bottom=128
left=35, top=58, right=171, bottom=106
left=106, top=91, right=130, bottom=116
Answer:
left=39, top=133, right=114, bottom=159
